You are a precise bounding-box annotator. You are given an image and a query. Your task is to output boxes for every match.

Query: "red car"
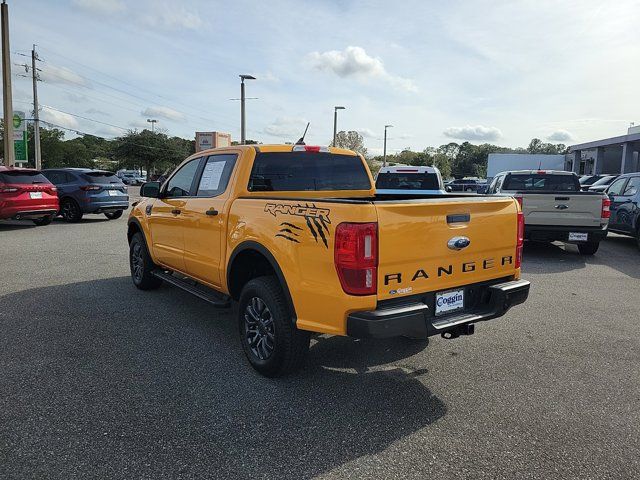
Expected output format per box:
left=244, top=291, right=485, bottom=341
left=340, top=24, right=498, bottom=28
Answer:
left=0, top=166, right=59, bottom=226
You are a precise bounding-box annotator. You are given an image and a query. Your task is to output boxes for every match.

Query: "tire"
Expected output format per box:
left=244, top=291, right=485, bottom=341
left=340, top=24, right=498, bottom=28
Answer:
left=33, top=215, right=53, bottom=226
left=577, top=241, right=599, bottom=255
left=105, top=210, right=123, bottom=220
left=129, top=232, right=162, bottom=290
left=238, top=276, right=310, bottom=377
left=60, top=198, right=83, bottom=223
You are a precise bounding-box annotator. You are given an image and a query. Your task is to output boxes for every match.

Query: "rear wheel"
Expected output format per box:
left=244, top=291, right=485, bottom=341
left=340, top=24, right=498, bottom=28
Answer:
left=129, top=232, right=162, bottom=290
left=577, top=241, right=599, bottom=255
left=105, top=210, right=123, bottom=220
left=60, top=198, right=83, bottom=222
left=239, top=276, right=310, bottom=377
left=32, top=215, right=53, bottom=226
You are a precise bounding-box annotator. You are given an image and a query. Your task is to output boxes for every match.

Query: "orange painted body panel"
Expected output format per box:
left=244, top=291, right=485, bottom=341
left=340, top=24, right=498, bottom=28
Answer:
left=130, top=145, right=521, bottom=336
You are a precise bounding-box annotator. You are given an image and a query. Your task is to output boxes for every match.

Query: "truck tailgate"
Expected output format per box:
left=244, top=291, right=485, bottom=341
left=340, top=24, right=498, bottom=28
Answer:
left=375, top=196, right=519, bottom=301
left=521, top=193, right=603, bottom=227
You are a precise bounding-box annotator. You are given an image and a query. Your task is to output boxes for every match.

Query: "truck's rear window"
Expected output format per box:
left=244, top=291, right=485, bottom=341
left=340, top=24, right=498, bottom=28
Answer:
left=0, top=171, right=49, bottom=185
left=376, top=172, right=440, bottom=190
left=248, top=152, right=371, bottom=191
left=504, top=174, right=579, bottom=192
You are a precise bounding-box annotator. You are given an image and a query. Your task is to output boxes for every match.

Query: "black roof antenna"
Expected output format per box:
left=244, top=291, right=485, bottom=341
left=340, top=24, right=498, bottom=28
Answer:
left=295, top=122, right=310, bottom=145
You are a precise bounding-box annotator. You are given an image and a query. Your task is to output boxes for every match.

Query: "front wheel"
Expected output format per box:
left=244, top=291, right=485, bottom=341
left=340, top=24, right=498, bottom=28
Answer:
left=577, top=241, right=599, bottom=255
left=105, top=210, right=123, bottom=220
left=129, top=232, right=162, bottom=290
left=239, top=276, right=310, bottom=377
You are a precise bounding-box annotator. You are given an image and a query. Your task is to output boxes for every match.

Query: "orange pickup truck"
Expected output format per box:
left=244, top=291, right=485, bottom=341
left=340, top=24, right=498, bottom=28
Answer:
left=127, top=144, right=529, bottom=376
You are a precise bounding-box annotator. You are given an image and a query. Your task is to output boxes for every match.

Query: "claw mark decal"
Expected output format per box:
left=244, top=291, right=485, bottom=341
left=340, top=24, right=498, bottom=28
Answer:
left=266, top=203, right=331, bottom=248
left=276, top=222, right=301, bottom=243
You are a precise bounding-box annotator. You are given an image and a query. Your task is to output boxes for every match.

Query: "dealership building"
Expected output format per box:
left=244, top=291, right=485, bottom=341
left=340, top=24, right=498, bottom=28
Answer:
left=566, top=125, right=640, bottom=175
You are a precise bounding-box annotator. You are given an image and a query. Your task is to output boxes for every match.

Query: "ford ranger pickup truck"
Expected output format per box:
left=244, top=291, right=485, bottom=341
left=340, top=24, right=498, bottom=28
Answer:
left=127, top=145, right=530, bottom=377
left=487, top=170, right=610, bottom=255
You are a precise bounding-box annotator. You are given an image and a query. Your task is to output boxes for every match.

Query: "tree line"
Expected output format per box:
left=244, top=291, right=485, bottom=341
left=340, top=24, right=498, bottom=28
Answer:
left=1, top=124, right=568, bottom=180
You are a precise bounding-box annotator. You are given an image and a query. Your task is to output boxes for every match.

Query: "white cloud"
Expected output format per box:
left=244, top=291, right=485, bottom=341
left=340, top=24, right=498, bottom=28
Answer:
left=41, top=107, right=80, bottom=130
left=85, top=108, right=109, bottom=116
left=94, top=125, right=123, bottom=137
left=40, top=64, right=88, bottom=87
left=547, top=129, right=573, bottom=142
left=142, top=3, right=203, bottom=31
left=72, top=0, right=125, bottom=15
left=357, top=128, right=376, bottom=138
left=141, top=106, right=185, bottom=122
left=307, top=46, right=418, bottom=92
left=443, top=125, right=502, bottom=142
left=65, top=93, right=89, bottom=103
left=257, top=71, right=279, bottom=82
left=264, top=117, right=308, bottom=138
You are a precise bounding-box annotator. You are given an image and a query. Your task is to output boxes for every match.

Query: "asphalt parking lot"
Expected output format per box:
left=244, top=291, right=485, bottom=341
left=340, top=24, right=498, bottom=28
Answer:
left=1, top=206, right=639, bottom=479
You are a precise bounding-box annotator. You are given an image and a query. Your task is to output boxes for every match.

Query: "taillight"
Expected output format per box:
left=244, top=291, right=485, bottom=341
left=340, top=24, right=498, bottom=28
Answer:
left=515, top=211, right=524, bottom=269
left=334, top=222, right=378, bottom=295
left=601, top=197, right=611, bottom=219
left=80, top=185, right=101, bottom=191
left=514, top=194, right=523, bottom=209
left=0, top=186, right=19, bottom=193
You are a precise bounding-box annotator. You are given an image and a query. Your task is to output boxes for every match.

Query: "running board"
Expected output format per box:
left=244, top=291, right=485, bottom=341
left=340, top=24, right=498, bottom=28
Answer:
left=151, top=270, right=231, bottom=308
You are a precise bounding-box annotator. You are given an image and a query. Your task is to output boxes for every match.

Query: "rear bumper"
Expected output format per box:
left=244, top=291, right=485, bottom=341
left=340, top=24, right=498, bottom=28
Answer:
left=83, top=200, right=129, bottom=214
left=347, top=279, right=530, bottom=339
left=525, top=224, right=607, bottom=243
left=0, top=204, right=59, bottom=220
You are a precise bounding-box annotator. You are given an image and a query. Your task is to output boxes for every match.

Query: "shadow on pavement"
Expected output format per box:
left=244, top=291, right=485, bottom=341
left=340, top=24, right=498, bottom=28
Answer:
left=0, top=276, right=446, bottom=479
left=521, top=241, right=587, bottom=274
left=0, top=220, right=38, bottom=230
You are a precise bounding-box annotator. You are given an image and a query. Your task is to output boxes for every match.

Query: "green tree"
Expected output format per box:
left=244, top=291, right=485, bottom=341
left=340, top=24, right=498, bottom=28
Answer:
left=333, top=130, right=368, bottom=157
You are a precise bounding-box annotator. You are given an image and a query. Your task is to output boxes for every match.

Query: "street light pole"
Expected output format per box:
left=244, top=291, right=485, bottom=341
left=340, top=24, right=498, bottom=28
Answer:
left=383, top=124, right=393, bottom=167
left=147, top=118, right=157, bottom=133
left=239, top=74, right=256, bottom=144
left=333, top=106, right=345, bottom=147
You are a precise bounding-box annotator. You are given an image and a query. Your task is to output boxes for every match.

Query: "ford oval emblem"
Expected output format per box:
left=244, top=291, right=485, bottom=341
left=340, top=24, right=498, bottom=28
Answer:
left=448, top=236, right=471, bottom=250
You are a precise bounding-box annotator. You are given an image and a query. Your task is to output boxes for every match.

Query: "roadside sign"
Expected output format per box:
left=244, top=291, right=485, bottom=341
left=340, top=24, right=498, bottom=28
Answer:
left=13, top=111, right=28, bottom=162
left=14, top=131, right=28, bottom=162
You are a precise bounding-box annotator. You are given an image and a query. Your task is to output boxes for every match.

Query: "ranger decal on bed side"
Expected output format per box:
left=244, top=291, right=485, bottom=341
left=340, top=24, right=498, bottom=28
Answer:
left=265, top=203, right=331, bottom=248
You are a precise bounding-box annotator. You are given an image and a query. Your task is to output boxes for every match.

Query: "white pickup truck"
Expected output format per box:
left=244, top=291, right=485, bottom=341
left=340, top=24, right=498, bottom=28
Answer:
left=487, top=170, right=610, bottom=255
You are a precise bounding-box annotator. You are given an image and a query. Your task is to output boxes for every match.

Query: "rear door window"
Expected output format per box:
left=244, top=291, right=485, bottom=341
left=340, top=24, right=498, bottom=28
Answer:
left=0, top=170, right=49, bottom=184
left=249, top=152, right=371, bottom=191
left=196, top=154, right=237, bottom=197
left=376, top=172, right=440, bottom=190
left=607, top=178, right=627, bottom=196
left=503, top=174, right=579, bottom=192
left=165, top=158, right=201, bottom=198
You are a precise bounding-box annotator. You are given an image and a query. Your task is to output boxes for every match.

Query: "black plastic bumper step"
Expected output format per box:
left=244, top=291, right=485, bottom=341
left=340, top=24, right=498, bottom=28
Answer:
left=151, top=270, right=231, bottom=308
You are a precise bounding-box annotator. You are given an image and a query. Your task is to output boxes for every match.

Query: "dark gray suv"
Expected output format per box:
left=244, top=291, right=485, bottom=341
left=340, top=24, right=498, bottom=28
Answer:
left=606, top=173, right=640, bottom=249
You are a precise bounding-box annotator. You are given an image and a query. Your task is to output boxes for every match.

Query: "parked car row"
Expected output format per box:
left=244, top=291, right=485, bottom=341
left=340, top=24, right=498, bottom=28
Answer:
left=376, top=167, right=640, bottom=252
left=0, top=166, right=129, bottom=225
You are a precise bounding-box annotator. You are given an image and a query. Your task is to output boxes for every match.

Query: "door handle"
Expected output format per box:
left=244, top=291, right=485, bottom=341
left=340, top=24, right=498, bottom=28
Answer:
left=206, top=208, right=219, bottom=216
left=171, top=209, right=181, bottom=215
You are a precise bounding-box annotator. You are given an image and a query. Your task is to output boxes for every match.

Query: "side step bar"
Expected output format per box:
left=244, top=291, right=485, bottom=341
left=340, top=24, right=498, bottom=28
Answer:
left=151, top=270, right=231, bottom=308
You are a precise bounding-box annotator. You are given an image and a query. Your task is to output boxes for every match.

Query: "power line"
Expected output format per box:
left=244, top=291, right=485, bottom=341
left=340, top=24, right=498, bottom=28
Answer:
left=41, top=105, right=129, bottom=131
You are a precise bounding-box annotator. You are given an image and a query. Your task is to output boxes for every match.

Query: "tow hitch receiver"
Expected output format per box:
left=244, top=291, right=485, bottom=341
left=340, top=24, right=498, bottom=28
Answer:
left=442, top=323, right=475, bottom=339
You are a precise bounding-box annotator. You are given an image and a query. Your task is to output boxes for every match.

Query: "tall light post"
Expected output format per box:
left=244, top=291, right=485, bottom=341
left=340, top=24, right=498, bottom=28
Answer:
left=332, top=106, right=345, bottom=147
left=147, top=118, right=157, bottom=133
left=239, top=74, right=256, bottom=144
left=383, top=124, right=393, bottom=167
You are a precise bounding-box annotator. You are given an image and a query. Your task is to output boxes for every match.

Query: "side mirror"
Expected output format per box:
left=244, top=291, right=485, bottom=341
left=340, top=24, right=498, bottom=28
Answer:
left=445, top=185, right=452, bottom=192
left=140, top=181, right=161, bottom=198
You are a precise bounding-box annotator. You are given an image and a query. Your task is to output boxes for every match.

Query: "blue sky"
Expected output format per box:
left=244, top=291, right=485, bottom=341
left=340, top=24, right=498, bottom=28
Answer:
left=6, top=0, right=640, bottom=154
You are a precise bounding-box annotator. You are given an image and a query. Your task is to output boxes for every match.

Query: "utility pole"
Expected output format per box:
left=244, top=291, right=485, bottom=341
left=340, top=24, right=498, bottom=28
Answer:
left=239, top=74, right=255, bottom=144
left=147, top=118, right=157, bottom=132
left=332, top=106, right=345, bottom=147
left=31, top=44, right=41, bottom=170
left=383, top=124, right=393, bottom=167
left=1, top=0, right=15, bottom=166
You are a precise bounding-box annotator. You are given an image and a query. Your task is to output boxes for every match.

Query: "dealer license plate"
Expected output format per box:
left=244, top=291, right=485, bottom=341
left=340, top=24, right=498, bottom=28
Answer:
left=568, top=232, right=588, bottom=242
left=108, top=190, right=119, bottom=196
left=435, top=289, right=465, bottom=316
left=29, top=192, right=43, bottom=199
